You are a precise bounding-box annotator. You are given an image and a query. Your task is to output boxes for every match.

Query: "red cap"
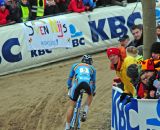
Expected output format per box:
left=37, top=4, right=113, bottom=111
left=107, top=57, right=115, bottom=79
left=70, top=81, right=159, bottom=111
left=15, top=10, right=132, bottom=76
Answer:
left=106, top=47, right=120, bottom=57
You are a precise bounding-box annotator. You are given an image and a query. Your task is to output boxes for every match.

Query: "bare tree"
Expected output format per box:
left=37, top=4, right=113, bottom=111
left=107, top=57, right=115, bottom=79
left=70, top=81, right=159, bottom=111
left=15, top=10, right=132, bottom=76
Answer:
left=141, top=0, right=156, bottom=59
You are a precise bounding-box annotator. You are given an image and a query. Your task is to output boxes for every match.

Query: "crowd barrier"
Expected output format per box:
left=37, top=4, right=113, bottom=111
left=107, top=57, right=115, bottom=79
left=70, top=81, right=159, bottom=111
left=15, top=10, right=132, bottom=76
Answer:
left=112, top=87, right=160, bottom=130
left=0, top=3, right=142, bottom=75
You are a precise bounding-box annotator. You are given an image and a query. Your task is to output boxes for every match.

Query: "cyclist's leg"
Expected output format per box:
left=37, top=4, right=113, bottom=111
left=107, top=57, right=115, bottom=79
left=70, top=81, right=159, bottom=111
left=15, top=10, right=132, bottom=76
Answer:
left=65, top=100, right=76, bottom=130
left=80, top=82, right=93, bottom=121
left=84, top=94, right=93, bottom=114
left=65, top=83, right=80, bottom=130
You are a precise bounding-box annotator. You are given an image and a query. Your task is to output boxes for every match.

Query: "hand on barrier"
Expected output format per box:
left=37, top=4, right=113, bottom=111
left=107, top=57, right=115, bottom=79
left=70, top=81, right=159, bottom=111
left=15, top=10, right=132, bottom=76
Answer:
left=120, top=93, right=128, bottom=102
left=67, top=85, right=71, bottom=90
left=85, top=6, right=90, bottom=11
left=112, top=82, right=118, bottom=87
left=149, top=90, right=156, bottom=98
left=113, top=77, right=121, bottom=83
left=124, top=96, right=132, bottom=105
left=120, top=92, right=133, bottom=104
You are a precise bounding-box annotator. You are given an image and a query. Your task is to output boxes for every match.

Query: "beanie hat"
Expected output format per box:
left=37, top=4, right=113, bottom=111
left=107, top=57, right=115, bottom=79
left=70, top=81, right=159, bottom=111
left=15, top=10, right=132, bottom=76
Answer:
left=0, top=0, right=5, bottom=6
left=106, top=47, right=120, bottom=57
left=127, top=64, right=139, bottom=79
left=118, top=34, right=129, bottom=42
left=141, top=59, right=155, bottom=71
left=151, top=42, right=160, bottom=54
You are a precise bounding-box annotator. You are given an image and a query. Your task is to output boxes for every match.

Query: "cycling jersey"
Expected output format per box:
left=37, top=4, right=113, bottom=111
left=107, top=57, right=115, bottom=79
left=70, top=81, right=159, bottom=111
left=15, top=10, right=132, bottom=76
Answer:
left=67, top=63, right=96, bottom=101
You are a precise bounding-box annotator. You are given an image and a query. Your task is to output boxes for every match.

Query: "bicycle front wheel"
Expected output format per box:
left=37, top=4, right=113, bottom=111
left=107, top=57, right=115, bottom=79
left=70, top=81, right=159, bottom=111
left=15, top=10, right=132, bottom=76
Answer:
left=73, top=108, right=81, bottom=130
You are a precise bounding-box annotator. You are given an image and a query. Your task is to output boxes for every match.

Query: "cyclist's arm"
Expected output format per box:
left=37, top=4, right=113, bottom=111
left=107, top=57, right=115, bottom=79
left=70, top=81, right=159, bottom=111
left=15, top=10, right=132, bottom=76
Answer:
left=67, top=64, right=77, bottom=89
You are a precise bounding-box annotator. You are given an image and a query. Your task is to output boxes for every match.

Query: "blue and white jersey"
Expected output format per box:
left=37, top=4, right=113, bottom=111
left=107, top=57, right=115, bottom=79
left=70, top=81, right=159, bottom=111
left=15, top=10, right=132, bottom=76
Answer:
left=67, top=63, right=96, bottom=93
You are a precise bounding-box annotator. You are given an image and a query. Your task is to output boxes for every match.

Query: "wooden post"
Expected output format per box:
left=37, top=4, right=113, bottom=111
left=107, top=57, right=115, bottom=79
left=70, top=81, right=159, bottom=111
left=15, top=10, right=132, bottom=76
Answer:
left=141, top=0, right=156, bottom=59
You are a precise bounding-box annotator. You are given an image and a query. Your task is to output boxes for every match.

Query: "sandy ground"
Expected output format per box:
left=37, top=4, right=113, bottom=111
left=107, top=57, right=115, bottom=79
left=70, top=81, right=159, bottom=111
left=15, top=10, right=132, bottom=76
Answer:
left=0, top=51, right=115, bottom=130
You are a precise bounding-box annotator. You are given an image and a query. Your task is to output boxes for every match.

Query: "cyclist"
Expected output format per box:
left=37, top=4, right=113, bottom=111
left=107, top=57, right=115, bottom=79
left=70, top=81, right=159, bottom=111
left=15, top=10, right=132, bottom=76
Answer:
left=65, top=54, right=96, bottom=130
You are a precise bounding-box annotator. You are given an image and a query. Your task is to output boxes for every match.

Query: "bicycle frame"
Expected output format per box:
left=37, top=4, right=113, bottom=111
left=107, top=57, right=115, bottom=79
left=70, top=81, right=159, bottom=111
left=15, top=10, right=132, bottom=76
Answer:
left=70, top=90, right=85, bottom=130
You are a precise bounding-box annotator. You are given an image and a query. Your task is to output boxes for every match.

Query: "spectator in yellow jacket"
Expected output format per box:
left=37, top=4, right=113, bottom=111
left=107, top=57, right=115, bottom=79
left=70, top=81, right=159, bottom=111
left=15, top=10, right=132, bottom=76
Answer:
left=106, top=47, right=137, bottom=98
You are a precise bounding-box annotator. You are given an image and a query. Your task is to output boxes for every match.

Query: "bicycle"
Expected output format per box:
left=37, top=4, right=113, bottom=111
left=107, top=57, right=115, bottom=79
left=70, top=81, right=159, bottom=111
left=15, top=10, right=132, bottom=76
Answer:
left=70, top=89, right=86, bottom=130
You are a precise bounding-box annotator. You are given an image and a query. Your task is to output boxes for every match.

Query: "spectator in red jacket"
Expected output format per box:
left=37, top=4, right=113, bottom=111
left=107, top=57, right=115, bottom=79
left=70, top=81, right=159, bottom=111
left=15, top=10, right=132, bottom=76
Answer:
left=68, top=0, right=89, bottom=13
left=0, top=0, right=10, bottom=25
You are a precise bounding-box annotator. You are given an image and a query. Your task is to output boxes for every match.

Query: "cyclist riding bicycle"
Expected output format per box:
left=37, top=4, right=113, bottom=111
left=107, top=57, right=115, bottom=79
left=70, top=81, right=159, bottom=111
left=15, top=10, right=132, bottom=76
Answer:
left=65, top=54, right=96, bottom=130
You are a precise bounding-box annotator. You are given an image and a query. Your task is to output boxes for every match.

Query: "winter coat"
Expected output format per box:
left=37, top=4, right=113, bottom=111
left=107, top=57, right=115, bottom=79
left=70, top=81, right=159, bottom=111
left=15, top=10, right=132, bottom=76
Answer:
left=0, top=8, right=9, bottom=25
left=68, top=0, right=85, bottom=13
left=137, top=82, right=148, bottom=99
left=116, top=56, right=137, bottom=97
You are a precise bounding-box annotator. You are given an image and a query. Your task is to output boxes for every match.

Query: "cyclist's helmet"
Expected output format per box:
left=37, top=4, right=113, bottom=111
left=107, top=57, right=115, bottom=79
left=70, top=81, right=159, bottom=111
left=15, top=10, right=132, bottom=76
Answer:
left=81, top=55, right=93, bottom=65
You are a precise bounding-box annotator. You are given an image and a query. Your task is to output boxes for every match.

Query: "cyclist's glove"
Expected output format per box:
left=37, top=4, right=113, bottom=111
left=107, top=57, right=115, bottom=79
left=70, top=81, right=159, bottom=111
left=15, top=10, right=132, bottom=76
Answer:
left=67, top=86, right=71, bottom=90
left=93, top=92, right=96, bottom=96
left=67, top=78, right=72, bottom=89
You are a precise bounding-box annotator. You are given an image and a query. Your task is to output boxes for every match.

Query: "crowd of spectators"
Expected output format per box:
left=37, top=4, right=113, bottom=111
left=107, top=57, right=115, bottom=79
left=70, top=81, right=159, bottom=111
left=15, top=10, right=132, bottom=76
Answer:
left=0, top=0, right=138, bottom=26
left=107, top=23, right=160, bottom=100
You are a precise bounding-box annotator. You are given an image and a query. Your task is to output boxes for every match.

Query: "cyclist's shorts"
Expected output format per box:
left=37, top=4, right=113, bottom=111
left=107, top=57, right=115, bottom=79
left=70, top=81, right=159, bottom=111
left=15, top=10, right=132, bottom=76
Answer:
left=70, top=82, right=91, bottom=102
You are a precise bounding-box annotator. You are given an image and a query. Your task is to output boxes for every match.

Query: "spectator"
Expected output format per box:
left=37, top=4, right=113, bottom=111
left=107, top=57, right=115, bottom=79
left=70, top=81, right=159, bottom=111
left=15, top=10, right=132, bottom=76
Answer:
left=0, top=0, right=10, bottom=25
left=29, top=0, right=46, bottom=20
left=140, top=59, right=159, bottom=99
left=127, top=59, right=160, bottom=99
left=18, top=0, right=31, bottom=22
left=127, top=64, right=140, bottom=92
left=127, top=65, right=151, bottom=99
left=112, top=0, right=138, bottom=6
left=55, top=0, right=67, bottom=13
left=96, top=0, right=111, bottom=7
left=83, top=0, right=97, bottom=11
left=156, top=25, right=160, bottom=42
left=118, top=35, right=143, bottom=62
left=130, top=24, right=143, bottom=47
left=106, top=47, right=137, bottom=99
left=5, top=0, right=20, bottom=23
left=151, top=42, right=160, bottom=60
left=44, top=0, right=59, bottom=15
left=126, top=46, right=143, bottom=64
left=150, top=42, right=160, bottom=71
left=112, top=0, right=127, bottom=7
left=118, top=34, right=134, bottom=48
left=97, top=0, right=127, bottom=7
left=68, top=0, right=87, bottom=13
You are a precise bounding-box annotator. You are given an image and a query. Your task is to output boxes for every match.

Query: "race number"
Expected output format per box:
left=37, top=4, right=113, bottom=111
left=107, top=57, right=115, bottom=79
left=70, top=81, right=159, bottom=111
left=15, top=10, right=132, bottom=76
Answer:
left=80, top=67, right=89, bottom=74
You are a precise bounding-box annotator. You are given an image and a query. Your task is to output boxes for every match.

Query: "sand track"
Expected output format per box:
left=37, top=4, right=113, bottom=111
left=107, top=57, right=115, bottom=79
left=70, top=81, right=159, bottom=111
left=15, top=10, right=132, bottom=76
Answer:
left=0, top=51, right=115, bottom=130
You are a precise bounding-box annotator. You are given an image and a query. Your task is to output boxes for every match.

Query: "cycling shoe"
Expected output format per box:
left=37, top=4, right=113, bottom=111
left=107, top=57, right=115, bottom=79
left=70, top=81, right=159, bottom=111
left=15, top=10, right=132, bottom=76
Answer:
left=81, top=111, right=87, bottom=122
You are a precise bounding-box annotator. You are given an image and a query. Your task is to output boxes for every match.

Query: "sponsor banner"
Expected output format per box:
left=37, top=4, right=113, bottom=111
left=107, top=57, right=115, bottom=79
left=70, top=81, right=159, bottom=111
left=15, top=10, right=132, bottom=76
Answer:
left=0, top=3, right=142, bottom=75
left=23, top=18, right=72, bottom=50
left=112, top=87, right=160, bottom=130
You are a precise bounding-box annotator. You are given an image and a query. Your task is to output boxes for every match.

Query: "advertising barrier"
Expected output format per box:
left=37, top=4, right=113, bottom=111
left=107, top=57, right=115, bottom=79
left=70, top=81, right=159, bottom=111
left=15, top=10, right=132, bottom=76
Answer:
left=112, top=87, right=160, bottom=130
left=0, top=3, right=142, bottom=75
